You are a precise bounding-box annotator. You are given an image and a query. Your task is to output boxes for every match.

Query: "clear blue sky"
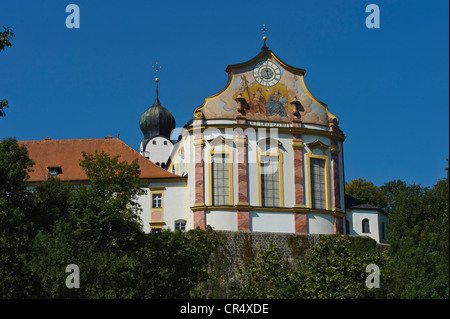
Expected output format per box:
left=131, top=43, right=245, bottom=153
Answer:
left=1, top=0, right=448, bottom=187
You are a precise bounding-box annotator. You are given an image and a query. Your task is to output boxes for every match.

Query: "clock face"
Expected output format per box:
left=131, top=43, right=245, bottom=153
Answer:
left=253, top=60, right=281, bottom=87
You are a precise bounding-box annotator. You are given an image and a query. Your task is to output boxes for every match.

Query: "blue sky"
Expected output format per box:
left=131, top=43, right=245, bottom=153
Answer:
left=1, top=0, right=448, bottom=187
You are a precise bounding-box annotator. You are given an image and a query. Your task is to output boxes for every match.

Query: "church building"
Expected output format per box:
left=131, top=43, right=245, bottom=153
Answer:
left=17, top=35, right=388, bottom=243
left=138, top=36, right=388, bottom=242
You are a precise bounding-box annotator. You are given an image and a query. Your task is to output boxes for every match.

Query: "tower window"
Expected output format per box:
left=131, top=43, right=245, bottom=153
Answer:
left=153, top=140, right=156, bottom=145
left=164, top=140, right=168, bottom=145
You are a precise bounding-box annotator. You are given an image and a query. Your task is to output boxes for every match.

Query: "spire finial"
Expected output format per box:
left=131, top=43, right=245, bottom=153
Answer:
left=261, top=24, right=268, bottom=50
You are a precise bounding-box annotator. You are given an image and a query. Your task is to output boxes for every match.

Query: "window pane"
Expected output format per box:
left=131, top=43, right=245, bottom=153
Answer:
left=310, top=158, right=326, bottom=209
left=212, top=154, right=229, bottom=205
left=261, top=155, right=280, bottom=207
left=152, top=194, right=162, bottom=208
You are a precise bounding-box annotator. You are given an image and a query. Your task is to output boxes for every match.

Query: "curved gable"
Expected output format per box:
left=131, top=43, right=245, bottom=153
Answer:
left=194, top=49, right=338, bottom=126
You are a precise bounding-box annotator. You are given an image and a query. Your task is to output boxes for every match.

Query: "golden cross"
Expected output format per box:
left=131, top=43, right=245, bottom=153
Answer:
left=261, top=24, right=268, bottom=48
left=261, top=24, right=268, bottom=36
left=152, top=62, right=162, bottom=80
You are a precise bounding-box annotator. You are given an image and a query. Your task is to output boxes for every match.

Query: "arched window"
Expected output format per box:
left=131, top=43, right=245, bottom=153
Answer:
left=362, top=218, right=370, bottom=233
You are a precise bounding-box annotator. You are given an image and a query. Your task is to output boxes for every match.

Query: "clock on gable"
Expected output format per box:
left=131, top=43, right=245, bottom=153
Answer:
left=253, top=60, right=281, bottom=87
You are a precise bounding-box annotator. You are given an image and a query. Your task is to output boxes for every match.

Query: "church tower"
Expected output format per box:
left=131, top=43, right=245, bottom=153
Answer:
left=139, top=76, right=176, bottom=168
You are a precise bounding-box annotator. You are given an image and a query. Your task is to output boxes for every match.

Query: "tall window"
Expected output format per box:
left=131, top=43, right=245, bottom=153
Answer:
left=362, top=218, right=370, bottom=233
left=310, top=158, right=326, bottom=209
left=211, top=153, right=230, bottom=205
left=260, top=155, right=280, bottom=207
left=152, top=194, right=162, bottom=208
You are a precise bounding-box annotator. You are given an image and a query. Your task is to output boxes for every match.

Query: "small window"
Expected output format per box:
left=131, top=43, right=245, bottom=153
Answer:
left=164, top=140, right=168, bottom=145
left=151, top=228, right=162, bottom=234
left=152, top=194, right=162, bottom=208
left=175, top=220, right=186, bottom=231
left=362, top=218, right=370, bottom=233
left=152, top=140, right=156, bottom=145
left=48, top=166, right=62, bottom=177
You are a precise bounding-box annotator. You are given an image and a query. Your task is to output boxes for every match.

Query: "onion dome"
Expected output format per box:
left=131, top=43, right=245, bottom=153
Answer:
left=139, top=78, right=176, bottom=142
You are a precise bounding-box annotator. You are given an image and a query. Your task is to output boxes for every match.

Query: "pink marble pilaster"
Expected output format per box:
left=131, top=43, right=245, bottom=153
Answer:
left=194, top=136, right=205, bottom=205
left=193, top=210, right=206, bottom=230
left=236, top=135, right=248, bottom=204
left=330, top=139, right=341, bottom=210
left=237, top=211, right=250, bottom=231
left=295, top=212, right=307, bottom=233
left=292, top=135, right=305, bottom=207
left=333, top=215, right=343, bottom=234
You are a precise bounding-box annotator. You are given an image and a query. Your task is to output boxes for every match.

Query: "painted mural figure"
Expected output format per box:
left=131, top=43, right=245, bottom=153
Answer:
left=249, top=88, right=267, bottom=115
left=265, top=90, right=288, bottom=117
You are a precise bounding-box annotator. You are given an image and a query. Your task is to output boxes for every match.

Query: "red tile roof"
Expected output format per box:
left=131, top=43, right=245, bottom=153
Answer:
left=18, top=138, right=181, bottom=183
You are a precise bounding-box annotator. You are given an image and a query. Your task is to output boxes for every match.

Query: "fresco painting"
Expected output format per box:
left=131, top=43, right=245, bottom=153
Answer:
left=200, top=58, right=333, bottom=126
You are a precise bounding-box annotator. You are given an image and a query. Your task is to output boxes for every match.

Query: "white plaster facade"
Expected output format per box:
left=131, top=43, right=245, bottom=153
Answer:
left=346, top=209, right=389, bottom=243
left=140, top=136, right=173, bottom=167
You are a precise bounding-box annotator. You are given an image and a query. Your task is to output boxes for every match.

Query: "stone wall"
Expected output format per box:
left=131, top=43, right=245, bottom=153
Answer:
left=203, top=231, right=385, bottom=298
left=213, top=230, right=383, bottom=269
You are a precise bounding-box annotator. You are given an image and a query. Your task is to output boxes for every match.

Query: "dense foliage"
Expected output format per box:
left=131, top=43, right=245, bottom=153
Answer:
left=346, top=161, right=449, bottom=298
left=0, top=138, right=448, bottom=298
left=0, top=138, right=218, bottom=298
left=1, top=26, right=15, bottom=117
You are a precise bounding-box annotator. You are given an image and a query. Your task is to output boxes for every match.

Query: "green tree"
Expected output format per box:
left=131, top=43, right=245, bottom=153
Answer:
left=297, top=235, right=387, bottom=299
left=236, top=235, right=387, bottom=299
left=0, top=138, right=35, bottom=297
left=345, top=178, right=387, bottom=209
left=27, top=151, right=146, bottom=298
left=1, top=27, right=15, bottom=117
left=236, top=244, right=301, bottom=299
left=385, top=162, right=449, bottom=298
left=72, top=150, right=145, bottom=253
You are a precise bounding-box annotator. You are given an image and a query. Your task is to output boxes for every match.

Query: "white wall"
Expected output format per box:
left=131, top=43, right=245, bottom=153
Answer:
left=137, top=188, right=151, bottom=233
left=137, top=184, right=187, bottom=233
left=163, top=186, right=188, bottom=231
left=205, top=210, right=237, bottom=231
left=250, top=211, right=295, bottom=233
left=347, top=209, right=388, bottom=243
left=308, top=213, right=334, bottom=234
left=143, top=136, right=173, bottom=167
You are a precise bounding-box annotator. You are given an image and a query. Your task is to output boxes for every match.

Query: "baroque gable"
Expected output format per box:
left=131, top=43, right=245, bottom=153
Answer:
left=194, top=49, right=338, bottom=126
